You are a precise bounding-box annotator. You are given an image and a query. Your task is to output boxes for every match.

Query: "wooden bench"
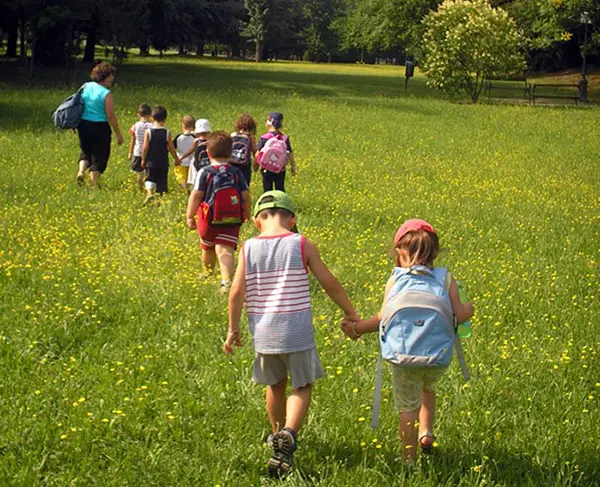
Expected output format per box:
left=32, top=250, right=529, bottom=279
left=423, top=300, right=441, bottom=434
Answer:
left=484, top=76, right=531, bottom=99
left=531, top=83, right=580, bottom=105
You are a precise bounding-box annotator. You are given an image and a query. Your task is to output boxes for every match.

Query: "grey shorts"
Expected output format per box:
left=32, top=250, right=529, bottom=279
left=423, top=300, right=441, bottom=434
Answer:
left=253, top=348, right=324, bottom=390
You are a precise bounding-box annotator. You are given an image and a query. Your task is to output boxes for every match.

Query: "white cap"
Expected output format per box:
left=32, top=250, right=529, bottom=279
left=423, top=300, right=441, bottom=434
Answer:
left=194, top=119, right=211, bottom=134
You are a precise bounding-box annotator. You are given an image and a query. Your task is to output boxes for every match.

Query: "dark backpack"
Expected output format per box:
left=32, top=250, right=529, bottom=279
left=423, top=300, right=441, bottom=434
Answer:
left=201, top=165, right=244, bottom=226
left=193, top=140, right=210, bottom=171
left=231, top=134, right=252, bottom=166
left=52, top=84, right=87, bottom=129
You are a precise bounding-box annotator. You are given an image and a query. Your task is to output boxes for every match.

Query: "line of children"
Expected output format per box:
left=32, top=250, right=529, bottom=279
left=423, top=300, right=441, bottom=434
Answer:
left=126, top=104, right=475, bottom=476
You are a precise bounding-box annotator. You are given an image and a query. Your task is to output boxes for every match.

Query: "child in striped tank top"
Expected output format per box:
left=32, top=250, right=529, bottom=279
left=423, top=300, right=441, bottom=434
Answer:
left=224, top=190, right=359, bottom=478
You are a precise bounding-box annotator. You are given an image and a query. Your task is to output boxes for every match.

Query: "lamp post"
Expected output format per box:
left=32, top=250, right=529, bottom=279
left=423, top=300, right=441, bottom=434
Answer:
left=579, top=11, right=591, bottom=102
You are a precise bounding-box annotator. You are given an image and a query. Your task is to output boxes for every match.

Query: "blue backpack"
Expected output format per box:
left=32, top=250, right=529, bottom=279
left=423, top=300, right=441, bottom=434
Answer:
left=371, top=265, right=470, bottom=428
left=52, top=84, right=86, bottom=129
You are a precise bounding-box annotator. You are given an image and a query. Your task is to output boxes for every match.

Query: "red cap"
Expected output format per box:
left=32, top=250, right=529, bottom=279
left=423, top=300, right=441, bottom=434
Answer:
left=394, top=219, right=436, bottom=245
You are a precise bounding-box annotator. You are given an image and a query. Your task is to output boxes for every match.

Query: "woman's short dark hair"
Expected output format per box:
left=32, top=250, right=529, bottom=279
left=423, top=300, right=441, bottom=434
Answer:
left=90, top=62, right=117, bottom=83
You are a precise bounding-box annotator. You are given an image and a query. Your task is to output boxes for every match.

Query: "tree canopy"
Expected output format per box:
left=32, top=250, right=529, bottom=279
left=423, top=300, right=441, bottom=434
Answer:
left=0, top=0, right=597, bottom=71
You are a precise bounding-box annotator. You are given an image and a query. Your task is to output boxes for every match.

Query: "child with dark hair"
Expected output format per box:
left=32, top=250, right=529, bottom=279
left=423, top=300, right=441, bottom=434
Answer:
left=231, top=113, right=257, bottom=185
left=186, top=131, right=251, bottom=293
left=255, top=112, right=296, bottom=193
left=141, top=106, right=179, bottom=204
left=128, top=103, right=153, bottom=190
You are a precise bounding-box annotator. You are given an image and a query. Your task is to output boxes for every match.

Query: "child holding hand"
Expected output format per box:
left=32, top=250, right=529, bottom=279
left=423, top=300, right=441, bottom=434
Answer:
left=224, top=190, right=359, bottom=478
left=341, top=219, right=474, bottom=464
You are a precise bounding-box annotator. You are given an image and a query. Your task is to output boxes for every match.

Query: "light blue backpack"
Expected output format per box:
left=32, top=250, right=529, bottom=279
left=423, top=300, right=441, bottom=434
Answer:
left=371, top=265, right=470, bottom=428
left=52, top=84, right=86, bottom=130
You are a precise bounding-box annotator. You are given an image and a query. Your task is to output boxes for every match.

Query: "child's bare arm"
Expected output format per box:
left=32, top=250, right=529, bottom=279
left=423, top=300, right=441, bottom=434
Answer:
left=288, top=153, right=296, bottom=176
left=241, top=190, right=251, bottom=222
left=128, top=131, right=135, bottom=160
left=448, top=278, right=474, bottom=324
left=186, top=190, right=204, bottom=229
left=305, top=239, right=359, bottom=321
left=167, top=133, right=179, bottom=164
left=341, top=276, right=394, bottom=339
left=179, top=141, right=197, bottom=162
left=141, top=130, right=150, bottom=169
left=224, top=253, right=246, bottom=354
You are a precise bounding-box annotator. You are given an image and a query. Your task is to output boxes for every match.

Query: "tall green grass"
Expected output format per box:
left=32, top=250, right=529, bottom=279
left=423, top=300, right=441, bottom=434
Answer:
left=0, top=57, right=598, bottom=485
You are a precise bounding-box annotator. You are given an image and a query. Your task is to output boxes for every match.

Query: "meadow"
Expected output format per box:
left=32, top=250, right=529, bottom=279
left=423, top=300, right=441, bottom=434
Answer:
left=0, top=57, right=599, bottom=486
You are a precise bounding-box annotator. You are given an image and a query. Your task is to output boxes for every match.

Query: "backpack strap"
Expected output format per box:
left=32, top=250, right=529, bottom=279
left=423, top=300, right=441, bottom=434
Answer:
left=371, top=355, right=384, bottom=429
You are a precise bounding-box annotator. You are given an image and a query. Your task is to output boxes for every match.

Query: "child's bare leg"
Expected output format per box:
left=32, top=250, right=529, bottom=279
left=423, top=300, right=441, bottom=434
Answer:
left=201, top=248, right=216, bottom=272
left=266, top=378, right=287, bottom=433
left=215, top=244, right=234, bottom=281
left=419, top=390, right=435, bottom=447
left=285, top=384, right=312, bottom=433
left=136, top=172, right=144, bottom=190
left=399, top=408, right=419, bottom=463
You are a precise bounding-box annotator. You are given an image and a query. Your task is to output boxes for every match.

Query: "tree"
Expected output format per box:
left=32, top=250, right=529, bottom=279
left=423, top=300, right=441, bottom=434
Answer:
left=242, top=0, right=269, bottom=61
left=421, top=0, right=525, bottom=101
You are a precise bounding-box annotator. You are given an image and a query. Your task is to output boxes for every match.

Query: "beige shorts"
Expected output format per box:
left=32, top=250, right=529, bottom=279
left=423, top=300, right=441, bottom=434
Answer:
left=391, top=365, right=448, bottom=412
left=253, top=348, right=324, bottom=390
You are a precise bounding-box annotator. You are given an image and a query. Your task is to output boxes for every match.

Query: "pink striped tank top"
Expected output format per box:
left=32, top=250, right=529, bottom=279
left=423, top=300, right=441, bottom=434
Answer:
left=244, top=233, right=315, bottom=354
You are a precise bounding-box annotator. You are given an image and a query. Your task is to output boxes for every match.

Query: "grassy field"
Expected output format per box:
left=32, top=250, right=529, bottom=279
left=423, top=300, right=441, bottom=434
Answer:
left=0, top=57, right=599, bottom=486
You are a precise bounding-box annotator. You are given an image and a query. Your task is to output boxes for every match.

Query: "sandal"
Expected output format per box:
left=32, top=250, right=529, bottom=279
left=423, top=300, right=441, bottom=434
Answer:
left=418, top=431, right=436, bottom=454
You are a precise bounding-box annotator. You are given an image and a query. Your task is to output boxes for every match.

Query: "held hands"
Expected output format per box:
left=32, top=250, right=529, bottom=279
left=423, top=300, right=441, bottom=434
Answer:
left=223, top=329, right=242, bottom=354
left=340, top=312, right=361, bottom=340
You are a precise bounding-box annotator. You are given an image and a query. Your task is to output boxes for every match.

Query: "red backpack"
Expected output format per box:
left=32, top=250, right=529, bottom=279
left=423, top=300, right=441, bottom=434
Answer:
left=200, top=165, right=244, bottom=226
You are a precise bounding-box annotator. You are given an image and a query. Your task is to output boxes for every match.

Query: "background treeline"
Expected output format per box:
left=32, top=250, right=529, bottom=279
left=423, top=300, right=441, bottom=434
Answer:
left=0, top=0, right=597, bottom=71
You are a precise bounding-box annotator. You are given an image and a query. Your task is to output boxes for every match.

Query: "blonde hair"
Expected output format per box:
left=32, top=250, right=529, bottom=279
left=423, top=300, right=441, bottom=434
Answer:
left=182, top=115, right=195, bottom=130
left=394, top=230, right=439, bottom=268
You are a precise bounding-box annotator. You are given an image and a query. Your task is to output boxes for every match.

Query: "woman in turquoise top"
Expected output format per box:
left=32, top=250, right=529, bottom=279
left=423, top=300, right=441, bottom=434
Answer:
left=76, top=62, right=124, bottom=187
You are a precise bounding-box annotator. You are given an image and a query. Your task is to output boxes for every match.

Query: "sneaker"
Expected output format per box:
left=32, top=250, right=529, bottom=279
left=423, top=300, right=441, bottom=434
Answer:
left=268, top=427, right=297, bottom=478
left=219, top=280, right=231, bottom=295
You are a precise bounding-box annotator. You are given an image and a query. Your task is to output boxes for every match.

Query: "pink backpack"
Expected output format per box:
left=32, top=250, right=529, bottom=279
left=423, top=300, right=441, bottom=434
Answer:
left=257, top=133, right=288, bottom=173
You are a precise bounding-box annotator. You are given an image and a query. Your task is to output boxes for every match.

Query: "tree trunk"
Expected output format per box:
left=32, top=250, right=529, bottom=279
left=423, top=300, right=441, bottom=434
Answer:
left=178, top=43, right=185, bottom=56
left=196, top=41, right=204, bottom=56
left=255, top=40, right=262, bottom=62
left=83, top=27, right=96, bottom=62
left=20, top=17, right=26, bottom=62
left=6, top=23, right=18, bottom=57
left=139, top=39, right=149, bottom=56
left=28, top=22, right=37, bottom=86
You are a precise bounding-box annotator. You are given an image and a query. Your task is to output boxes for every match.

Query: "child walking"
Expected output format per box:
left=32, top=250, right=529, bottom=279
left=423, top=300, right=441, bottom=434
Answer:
left=141, top=106, right=180, bottom=204
left=186, top=131, right=251, bottom=293
left=127, top=103, right=152, bottom=190
left=341, top=219, right=474, bottom=464
left=183, top=118, right=211, bottom=188
left=173, top=115, right=196, bottom=190
left=224, top=190, right=359, bottom=478
left=230, top=113, right=257, bottom=186
left=255, top=112, right=296, bottom=192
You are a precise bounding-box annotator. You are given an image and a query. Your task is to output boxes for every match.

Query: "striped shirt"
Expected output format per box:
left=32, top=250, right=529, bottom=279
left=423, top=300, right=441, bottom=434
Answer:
left=244, top=233, right=314, bottom=354
left=129, top=121, right=152, bottom=157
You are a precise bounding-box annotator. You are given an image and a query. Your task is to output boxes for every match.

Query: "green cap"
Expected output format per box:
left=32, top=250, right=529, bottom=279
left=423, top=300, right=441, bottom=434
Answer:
left=253, top=190, right=295, bottom=218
